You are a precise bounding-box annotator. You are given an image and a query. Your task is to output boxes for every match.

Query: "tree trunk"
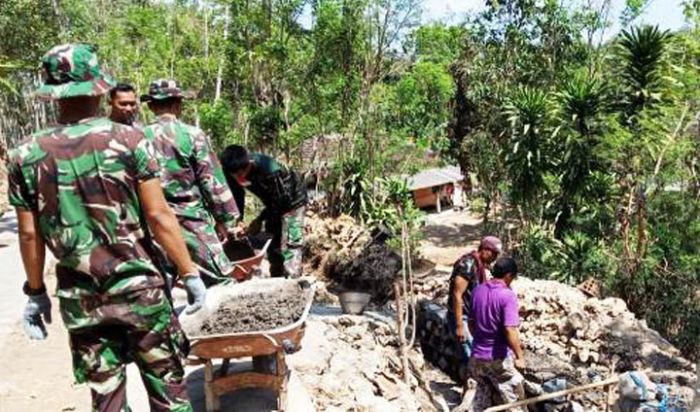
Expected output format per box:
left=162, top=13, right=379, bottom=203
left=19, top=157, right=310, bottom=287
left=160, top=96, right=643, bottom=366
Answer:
left=394, top=281, right=410, bottom=385
left=215, top=5, right=230, bottom=102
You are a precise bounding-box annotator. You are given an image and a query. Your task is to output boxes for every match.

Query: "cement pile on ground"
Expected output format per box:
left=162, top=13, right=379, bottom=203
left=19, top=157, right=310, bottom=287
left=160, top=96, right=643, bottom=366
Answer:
left=417, top=275, right=697, bottom=410
left=180, top=278, right=312, bottom=336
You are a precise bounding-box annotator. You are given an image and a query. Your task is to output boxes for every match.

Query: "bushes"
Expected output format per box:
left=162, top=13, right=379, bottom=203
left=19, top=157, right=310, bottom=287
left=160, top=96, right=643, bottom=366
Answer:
left=516, top=225, right=615, bottom=286
left=514, top=190, right=700, bottom=358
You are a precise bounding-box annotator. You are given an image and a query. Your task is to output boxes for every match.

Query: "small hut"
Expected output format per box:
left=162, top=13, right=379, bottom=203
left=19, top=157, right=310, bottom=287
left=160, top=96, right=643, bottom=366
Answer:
left=407, top=165, right=465, bottom=212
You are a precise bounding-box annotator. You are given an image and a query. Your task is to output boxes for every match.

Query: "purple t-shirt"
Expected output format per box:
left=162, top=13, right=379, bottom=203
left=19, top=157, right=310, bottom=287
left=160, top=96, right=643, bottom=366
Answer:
left=469, top=280, right=520, bottom=360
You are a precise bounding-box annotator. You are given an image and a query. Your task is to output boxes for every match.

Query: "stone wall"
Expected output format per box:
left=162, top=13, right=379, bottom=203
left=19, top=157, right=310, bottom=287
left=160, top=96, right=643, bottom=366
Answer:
left=417, top=300, right=464, bottom=384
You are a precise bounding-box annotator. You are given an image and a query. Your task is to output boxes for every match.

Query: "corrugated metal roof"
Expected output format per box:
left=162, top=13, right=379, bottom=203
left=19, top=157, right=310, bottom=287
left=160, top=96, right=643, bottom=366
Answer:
left=408, top=165, right=464, bottom=190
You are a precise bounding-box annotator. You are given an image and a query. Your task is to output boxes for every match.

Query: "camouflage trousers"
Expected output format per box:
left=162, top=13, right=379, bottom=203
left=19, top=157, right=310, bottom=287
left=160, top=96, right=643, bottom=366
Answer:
left=179, top=215, right=234, bottom=287
left=265, top=206, right=305, bottom=278
left=468, top=357, right=526, bottom=412
left=60, top=288, right=192, bottom=412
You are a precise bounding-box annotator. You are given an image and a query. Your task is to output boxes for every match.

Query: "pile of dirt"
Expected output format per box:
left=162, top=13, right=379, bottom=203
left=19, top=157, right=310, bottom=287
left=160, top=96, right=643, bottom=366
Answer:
left=181, top=279, right=312, bottom=336
left=304, top=213, right=370, bottom=275
left=416, top=276, right=697, bottom=410
left=328, top=243, right=402, bottom=304
left=305, top=213, right=404, bottom=304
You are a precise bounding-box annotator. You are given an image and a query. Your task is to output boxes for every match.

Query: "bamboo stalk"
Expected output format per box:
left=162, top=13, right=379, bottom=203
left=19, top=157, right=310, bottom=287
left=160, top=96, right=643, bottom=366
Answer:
left=483, top=377, right=620, bottom=412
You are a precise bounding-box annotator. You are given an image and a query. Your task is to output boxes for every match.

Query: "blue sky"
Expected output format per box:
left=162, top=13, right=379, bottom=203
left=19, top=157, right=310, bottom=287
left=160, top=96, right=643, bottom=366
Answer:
left=423, top=0, right=688, bottom=34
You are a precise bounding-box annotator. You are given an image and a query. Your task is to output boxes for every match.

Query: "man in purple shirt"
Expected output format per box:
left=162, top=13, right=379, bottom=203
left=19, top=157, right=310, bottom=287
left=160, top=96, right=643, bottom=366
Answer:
left=468, top=257, right=526, bottom=411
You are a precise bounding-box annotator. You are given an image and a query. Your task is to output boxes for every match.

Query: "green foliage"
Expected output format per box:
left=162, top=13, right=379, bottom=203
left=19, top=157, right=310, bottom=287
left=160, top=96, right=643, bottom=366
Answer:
left=554, top=73, right=610, bottom=235
left=446, top=0, right=698, bottom=358
left=518, top=225, right=616, bottom=285
left=504, top=86, right=555, bottom=211
left=390, top=61, right=454, bottom=146
left=410, top=23, right=465, bottom=64
left=198, top=101, right=239, bottom=152
left=616, top=25, right=673, bottom=117
left=621, top=0, right=651, bottom=26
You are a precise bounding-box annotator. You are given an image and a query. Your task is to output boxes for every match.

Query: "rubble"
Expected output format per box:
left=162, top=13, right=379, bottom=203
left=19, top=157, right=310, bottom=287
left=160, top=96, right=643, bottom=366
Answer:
left=416, top=276, right=697, bottom=411
left=289, top=308, right=453, bottom=412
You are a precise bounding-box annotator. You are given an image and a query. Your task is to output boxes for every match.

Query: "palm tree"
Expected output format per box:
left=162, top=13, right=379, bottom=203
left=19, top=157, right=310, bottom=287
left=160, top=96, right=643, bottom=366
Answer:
left=503, top=86, right=554, bottom=222
left=555, top=73, right=609, bottom=236
left=616, top=25, right=672, bottom=119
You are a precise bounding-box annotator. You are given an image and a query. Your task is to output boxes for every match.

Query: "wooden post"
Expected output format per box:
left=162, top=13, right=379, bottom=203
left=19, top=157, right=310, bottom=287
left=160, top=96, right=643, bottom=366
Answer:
left=204, top=360, right=217, bottom=412
left=483, top=377, right=620, bottom=412
left=394, top=281, right=410, bottom=385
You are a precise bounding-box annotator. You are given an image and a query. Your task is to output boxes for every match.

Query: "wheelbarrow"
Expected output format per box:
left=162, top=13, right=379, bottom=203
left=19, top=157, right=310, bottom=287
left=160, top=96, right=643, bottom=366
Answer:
left=179, top=279, right=315, bottom=412
left=224, top=238, right=272, bottom=282
left=179, top=238, right=272, bottom=285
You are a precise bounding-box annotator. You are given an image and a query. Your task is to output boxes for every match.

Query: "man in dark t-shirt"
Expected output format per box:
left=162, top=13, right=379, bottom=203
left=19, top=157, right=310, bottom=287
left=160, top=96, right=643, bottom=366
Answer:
left=220, top=145, right=308, bottom=278
left=447, top=236, right=502, bottom=399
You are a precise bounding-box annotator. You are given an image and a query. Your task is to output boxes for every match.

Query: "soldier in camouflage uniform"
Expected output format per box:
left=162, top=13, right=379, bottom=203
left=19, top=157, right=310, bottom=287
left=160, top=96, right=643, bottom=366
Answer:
left=141, top=79, right=240, bottom=286
left=9, top=43, right=206, bottom=412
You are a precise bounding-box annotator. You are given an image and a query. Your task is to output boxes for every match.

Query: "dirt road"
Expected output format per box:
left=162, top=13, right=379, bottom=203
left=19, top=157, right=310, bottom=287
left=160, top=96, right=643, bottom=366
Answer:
left=419, top=209, right=482, bottom=267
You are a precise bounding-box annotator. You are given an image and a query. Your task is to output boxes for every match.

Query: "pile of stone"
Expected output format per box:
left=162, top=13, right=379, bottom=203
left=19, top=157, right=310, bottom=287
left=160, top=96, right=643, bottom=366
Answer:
left=513, top=278, right=695, bottom=389
left=289, top=310, right=455, bottom=411
left=304, top=213, right=370, bottom=276
left=416, top=277, right=697, bottom=410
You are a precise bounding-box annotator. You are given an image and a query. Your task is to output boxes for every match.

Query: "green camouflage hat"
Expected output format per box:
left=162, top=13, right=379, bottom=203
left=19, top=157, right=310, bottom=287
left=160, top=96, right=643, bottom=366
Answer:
left=140, top=79, right=186, bottom=102
left=34, top=43, right=116, bottom=100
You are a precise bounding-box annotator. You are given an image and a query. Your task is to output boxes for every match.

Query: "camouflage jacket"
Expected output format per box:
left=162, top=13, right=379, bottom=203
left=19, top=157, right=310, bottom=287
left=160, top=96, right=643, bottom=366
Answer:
left=8, top=117, right=165, bottom=298
left=143, top=116, right=239, bottom=231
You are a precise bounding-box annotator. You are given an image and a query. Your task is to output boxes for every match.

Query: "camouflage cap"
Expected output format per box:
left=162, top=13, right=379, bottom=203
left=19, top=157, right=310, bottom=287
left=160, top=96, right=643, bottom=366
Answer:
left=34, top=43, right=116, bottom=100
left=140, top=79, right=186, bottom=102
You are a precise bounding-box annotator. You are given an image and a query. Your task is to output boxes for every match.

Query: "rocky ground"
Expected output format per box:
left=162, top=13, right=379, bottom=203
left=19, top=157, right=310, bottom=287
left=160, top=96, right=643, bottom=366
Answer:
left=304, top=209, right=698, bottom=411
left=414, top=268, right=698, bottom=411
left=0, top=206, right=697, bottom=411
left=289, top=306, right=461, bottom=411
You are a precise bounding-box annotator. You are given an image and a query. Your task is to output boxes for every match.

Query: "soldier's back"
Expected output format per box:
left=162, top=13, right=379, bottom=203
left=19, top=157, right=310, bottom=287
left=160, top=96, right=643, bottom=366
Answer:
left=143, top=117, right=209, bottom=216
left=8, top=117, right=163, bottom=298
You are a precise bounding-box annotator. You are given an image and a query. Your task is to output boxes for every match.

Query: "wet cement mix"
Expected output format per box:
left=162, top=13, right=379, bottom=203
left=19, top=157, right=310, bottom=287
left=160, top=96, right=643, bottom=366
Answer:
left=199, top=282, right=309, bottom=335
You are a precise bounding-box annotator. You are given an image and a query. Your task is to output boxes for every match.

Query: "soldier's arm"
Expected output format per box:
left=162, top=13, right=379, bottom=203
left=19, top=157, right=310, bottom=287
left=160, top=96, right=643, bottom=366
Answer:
left=192, top=130, right=240, bottom=232
left=9, top=151, right=46, bottom=289
left=138, top=178, right=197, bottom=278
left=17, top=209, right=46, bottom=289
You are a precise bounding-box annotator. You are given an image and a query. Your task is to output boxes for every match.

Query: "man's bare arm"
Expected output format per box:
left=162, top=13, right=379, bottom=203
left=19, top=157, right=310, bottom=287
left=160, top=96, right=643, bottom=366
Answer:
left=17, top=209, right=46, bottom=288
left=138, top=178, right=196, bottom=278
left=505, top=327, right=525, bottom=366
left=452, top=276, right=469, bottom=341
